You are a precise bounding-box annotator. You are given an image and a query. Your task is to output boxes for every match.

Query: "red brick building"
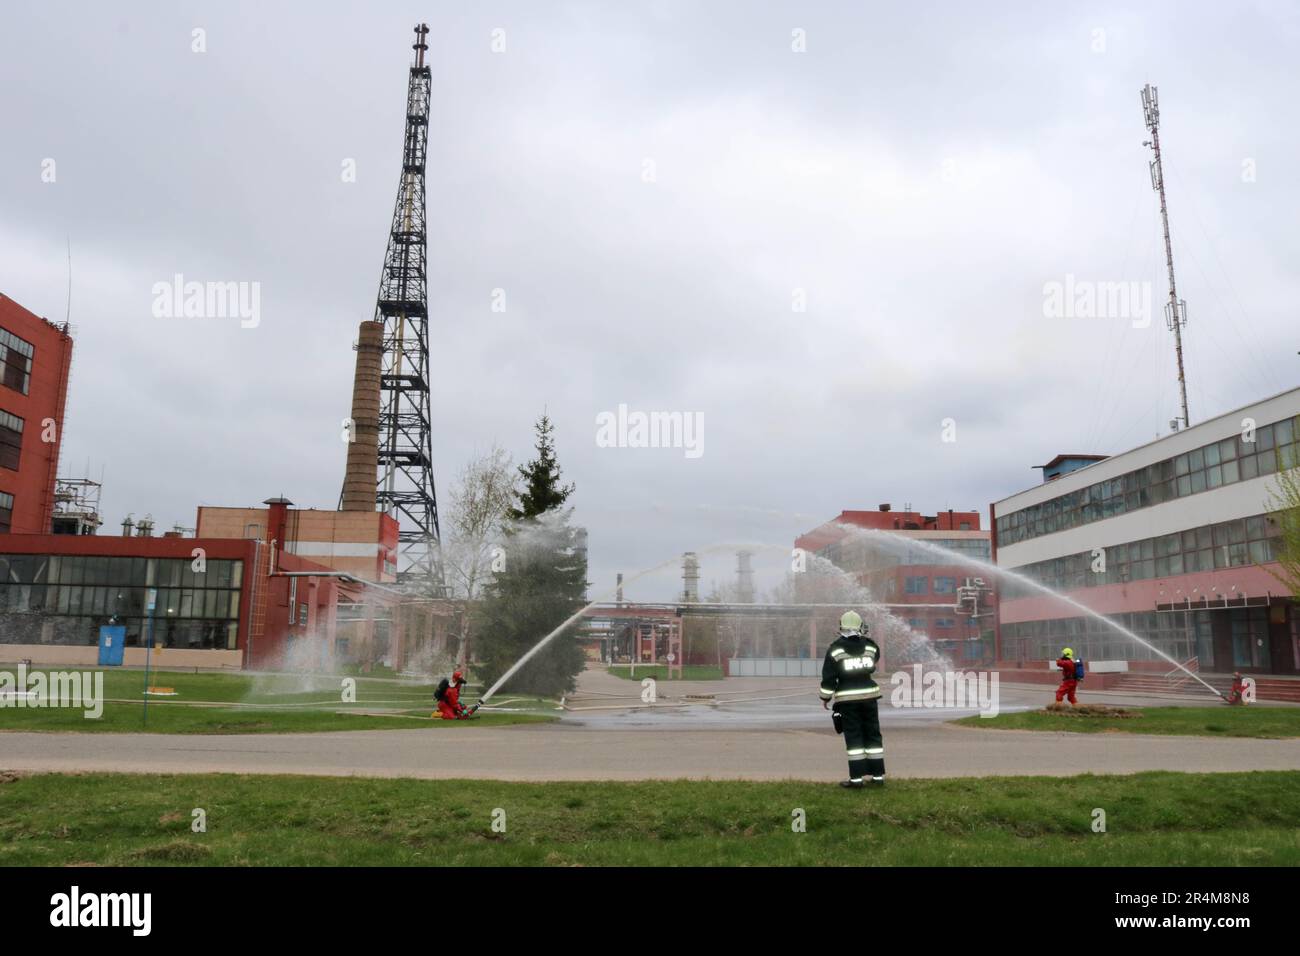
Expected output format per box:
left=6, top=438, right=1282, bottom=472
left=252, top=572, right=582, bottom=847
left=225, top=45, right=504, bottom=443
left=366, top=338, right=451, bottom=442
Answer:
left=0, top=294, right=74, bottom=534
left=0, top=531, right=351, bottom=670
left=795, top=507, right=996, bottom=663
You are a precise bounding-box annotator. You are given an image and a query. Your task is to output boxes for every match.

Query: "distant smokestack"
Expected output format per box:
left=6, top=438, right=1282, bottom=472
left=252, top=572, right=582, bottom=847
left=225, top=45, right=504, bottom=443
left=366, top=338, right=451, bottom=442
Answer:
left=341, top=320, right=384, bottom=512
left=682, top=552, right=699, bottom=603
left=616, top=572, right=624, bottom=604
left=736, top=550, right=754, bottom=604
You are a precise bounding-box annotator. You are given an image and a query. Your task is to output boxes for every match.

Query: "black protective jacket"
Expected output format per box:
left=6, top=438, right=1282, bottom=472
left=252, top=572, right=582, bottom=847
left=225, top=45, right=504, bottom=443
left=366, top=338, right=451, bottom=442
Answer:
left=819, top=634, right=882, bottom=705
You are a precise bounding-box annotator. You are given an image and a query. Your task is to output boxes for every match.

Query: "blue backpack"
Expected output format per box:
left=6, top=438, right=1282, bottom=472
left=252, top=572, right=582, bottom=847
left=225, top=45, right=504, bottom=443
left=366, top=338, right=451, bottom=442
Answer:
left=1073, top=659, right=1085, bottom=681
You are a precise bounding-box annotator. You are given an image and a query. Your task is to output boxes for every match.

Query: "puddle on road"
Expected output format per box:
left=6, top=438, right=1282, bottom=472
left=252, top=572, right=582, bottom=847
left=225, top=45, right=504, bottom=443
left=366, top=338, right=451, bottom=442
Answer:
left=561, top=698, right=1027, bottom=730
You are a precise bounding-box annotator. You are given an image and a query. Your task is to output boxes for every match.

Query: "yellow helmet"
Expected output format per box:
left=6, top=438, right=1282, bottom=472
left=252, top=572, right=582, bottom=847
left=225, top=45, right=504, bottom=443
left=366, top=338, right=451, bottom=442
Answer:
left=839, top=610, right=864, bottom=636
left=1061, top=647, right=1074, bottom=659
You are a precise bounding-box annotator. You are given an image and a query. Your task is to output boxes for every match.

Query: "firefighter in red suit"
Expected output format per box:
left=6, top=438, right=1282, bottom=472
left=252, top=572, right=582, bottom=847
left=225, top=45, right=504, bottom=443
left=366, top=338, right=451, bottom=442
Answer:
left=437, top=671, right=471, bottom=720
left=1225, top=672, right=1248, bottom=705
left=1055, top=648, right=1079, bottom=706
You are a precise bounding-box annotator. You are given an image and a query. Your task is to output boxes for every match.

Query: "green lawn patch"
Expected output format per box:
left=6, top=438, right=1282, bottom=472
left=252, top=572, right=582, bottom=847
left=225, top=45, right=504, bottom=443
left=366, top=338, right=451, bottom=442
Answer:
left=1, top=770, right=1295, bottom=866
left=2, top=666, right=441, bottom=705
left=0, top=667, right=554, bottom=733
left=954, top=705, right=1300, bottom=739
left=0, top=701, right=552, bottom=734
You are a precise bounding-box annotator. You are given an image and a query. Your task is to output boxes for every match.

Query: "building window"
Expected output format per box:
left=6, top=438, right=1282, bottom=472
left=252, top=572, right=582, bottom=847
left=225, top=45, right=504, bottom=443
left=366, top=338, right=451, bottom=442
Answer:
left=0, top=555, right=243, bottom=650
left=996, top=413, right=1300, bottom=547
left=0, top=492, right=11, bottom=533
left=933, top=576, right=956, bottom=594
left=904, top=576, right=928, bottom=594
left=0, top=328, right=33, bottom=396
left=0, top=411, right=22, bottom=471
left=1005, top=510, right=1283, bottom=596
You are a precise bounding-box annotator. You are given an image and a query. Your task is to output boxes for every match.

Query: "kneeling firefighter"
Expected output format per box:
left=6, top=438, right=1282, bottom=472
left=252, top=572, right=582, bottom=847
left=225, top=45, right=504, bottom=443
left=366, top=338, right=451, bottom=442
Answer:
left=820, top=610, right=885, bottom=789
left=434, top=671, right=476, bottom=720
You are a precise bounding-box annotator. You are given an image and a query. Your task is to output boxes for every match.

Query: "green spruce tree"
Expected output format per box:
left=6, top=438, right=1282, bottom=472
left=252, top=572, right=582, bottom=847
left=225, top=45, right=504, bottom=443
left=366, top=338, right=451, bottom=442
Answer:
left=473, top=415, right=589, bottom=696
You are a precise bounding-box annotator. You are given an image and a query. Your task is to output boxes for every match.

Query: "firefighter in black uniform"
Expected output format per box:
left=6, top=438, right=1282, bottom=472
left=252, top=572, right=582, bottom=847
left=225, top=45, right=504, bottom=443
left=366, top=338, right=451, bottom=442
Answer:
left=820, top=610, right=885, bottom=788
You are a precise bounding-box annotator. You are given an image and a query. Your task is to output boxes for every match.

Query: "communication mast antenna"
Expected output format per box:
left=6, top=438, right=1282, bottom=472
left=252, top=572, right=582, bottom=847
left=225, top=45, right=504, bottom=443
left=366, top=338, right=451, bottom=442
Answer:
left=1141, top=84, right=1191, bottom=429
left=366, top=23, right=445, bottom=593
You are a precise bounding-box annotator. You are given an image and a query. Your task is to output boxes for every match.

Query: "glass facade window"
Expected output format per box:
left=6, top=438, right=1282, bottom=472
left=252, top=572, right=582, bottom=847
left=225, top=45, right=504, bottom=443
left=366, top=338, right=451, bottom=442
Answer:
left=1231, top=608, right=1271, bottom=668
left=0, top=327, right=34, bottom=395
left=997, top=414, right=1300, bottom=546
left=933, top=576, right=957, bottom=593
left=1003, top=512, right=1282, bottom=597
left=904, top=576, right=928, bottom=594
left=0, top=491, right=11, bottom=533
left=1002, top=611, right=1198, bottom=664
left=0, top=554, right=243, bottom=650
left=0, top=410, right=23, bottom=471
left=891, top=538, right=991, bottom=566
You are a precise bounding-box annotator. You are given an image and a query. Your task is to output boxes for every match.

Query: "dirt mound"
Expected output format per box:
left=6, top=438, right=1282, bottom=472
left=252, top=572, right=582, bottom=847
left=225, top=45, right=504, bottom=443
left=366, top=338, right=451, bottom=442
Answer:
left=1042, top=703, right=1142, bottom=719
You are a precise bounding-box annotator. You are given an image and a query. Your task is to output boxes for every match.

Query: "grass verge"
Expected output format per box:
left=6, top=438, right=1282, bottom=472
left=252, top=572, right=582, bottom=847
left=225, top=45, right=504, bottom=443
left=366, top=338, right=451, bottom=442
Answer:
left=1, top=770, right=1296, bottom=866
left=953, top=705, right=1300, bottom=739
left=0, top=668, right=554, bottom=733
left=0, top=704, right=552, bottom=734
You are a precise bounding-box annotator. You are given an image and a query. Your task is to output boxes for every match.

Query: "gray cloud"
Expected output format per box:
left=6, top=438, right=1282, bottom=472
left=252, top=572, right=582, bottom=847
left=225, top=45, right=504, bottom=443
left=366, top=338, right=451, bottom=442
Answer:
left=1, top=0, right=1295, bottom=599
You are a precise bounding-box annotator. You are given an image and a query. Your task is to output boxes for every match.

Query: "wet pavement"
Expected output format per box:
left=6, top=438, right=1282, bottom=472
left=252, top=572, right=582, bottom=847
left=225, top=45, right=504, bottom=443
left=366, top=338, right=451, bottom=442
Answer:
left=3, top=666, right=1294, bottom=782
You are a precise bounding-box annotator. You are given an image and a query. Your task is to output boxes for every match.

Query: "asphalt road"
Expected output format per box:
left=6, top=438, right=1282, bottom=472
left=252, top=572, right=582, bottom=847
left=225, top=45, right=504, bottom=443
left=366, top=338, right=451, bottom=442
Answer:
left=3, top=714, right=1297, bottom=782
left=2, top=669, right=1296, bottom=782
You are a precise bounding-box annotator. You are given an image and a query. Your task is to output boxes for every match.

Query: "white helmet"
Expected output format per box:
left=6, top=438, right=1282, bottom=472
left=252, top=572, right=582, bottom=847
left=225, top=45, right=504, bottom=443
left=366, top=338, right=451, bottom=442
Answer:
left=839, top=610, right=865, bottom=637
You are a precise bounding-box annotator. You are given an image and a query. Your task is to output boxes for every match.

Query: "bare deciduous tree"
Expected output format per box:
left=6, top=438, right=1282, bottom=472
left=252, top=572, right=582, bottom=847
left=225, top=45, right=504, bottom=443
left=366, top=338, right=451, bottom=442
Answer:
left=1266, top=449, right=1300, bottom=598
left=443, top=444, right=516, bottom=665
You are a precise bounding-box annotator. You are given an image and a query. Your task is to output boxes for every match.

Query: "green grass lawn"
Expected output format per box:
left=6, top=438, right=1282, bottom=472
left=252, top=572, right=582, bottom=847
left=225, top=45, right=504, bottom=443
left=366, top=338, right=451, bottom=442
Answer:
left=0, top=667, right=554, bottom=733
left=607, top=664, right=725, bottom=681
left=0, top=703, right=551, bottom=734
left=1, top=770, right=1295, bottom=866
left=4, top=666, right=440, bottom=705
left=953, top=706, right=1300, bottom=739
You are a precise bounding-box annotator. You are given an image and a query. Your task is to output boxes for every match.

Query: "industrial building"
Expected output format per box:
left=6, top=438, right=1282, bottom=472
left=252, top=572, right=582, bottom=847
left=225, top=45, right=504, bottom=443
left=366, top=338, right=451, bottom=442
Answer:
left=0, top=294, right=451, bottom=671
left=0, top=491, right=447, bottom=671
left=795, top=507, right=996, bottom=663
left=992, top=386, right=1300, bottom=677
left=0, top=293, right=74, bottom=535
left=196, top=501, right=398, bottom=586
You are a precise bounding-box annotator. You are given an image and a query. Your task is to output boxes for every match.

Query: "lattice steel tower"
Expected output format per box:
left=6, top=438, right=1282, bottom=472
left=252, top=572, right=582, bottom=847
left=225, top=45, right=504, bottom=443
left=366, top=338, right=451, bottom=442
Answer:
left=372, top=23, right=444, bottom=591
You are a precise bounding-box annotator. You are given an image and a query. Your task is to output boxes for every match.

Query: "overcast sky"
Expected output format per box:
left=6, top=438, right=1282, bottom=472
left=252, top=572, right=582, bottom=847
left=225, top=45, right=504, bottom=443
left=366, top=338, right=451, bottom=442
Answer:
left=2, top=1, right=1297, bottom=601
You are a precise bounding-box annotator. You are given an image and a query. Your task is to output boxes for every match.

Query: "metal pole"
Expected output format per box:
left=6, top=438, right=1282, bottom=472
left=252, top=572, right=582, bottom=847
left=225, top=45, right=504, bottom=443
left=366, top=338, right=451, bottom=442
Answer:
left=142, top=587, right=157, bottom=726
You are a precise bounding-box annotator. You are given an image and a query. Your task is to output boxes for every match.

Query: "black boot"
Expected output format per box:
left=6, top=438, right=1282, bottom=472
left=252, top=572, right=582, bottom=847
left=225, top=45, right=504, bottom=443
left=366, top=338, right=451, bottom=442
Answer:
left=839, top=779, right=865, bottom=789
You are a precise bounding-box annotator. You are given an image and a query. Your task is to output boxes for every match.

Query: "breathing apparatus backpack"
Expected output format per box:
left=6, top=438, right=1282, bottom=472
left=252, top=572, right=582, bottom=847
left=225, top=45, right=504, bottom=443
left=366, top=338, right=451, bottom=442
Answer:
left=435, top=677, right=450, bottom=702
left=1073, top=659, right=1085, bottom=681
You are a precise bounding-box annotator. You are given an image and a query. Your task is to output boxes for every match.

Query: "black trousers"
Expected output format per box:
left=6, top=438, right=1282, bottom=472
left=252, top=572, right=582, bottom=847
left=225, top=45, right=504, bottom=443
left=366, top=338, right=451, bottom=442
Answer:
left=836, top=699, right=885, bottom=780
